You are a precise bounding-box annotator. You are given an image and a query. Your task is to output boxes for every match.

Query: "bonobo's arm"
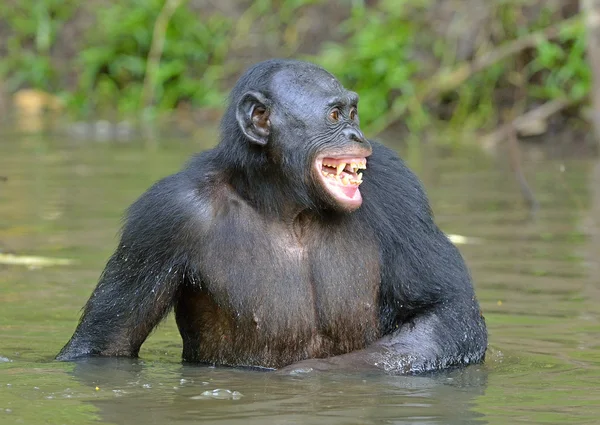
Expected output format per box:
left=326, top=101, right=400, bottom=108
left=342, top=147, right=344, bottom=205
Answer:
left=56, top=171, right=205, bottom=361
left=360, top=141, right=487, bottom=373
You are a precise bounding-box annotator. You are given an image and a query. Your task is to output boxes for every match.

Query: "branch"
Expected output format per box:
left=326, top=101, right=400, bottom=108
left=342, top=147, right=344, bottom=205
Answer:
left=369, top=15, right=582, bottom=136
left=481, top=96, right=583, bottom=215
left=481, top=98, right=580, bottom=148
left=433, top=16, right=579, bottom=95
left=480, top=97, right=583, bottom=216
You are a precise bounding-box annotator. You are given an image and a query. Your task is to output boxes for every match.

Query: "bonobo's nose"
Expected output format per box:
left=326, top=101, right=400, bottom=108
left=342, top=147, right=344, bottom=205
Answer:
left=343, top=127, right=367, bottom=144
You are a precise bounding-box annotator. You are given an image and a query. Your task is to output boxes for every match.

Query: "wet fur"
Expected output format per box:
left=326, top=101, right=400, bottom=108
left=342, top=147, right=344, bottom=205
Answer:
left=56, top=59, right=487, bottom=373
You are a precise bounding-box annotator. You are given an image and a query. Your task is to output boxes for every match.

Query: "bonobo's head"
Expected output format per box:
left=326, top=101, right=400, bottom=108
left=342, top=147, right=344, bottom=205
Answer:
left=220, top=59, right=372, bottom=212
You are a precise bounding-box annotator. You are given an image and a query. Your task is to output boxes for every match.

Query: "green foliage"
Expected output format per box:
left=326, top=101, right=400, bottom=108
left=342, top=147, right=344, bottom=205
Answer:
left=0, top=0, right=77, bottom=91
left=0, top=0, right=232, bottom=117
left=72, top=0, right=232, bottom=115
left=529, top=20, right=590, bottom=102
left=316, top=0, right=429, bottom=131
left=315, top=1, right=589, bottom=138
left=0, top=0, right=591, bottom=138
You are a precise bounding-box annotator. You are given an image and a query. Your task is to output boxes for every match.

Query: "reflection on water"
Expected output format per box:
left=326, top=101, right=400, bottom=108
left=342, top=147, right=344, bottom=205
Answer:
left=63, top=358, right=488, bottom=425
left=0, top=130, right=598, bottom=424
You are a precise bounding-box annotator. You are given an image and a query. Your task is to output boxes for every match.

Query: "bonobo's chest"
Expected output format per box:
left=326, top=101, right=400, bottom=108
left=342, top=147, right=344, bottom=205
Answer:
left=176, top=200, right=381, bottom=368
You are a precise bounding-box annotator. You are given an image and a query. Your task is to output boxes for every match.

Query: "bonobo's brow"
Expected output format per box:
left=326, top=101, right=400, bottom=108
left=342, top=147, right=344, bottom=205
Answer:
left=327, top=92, right=359, bottom=108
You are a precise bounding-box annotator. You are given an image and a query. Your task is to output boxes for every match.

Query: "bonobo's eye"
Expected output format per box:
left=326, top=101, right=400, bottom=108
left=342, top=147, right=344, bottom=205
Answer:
left=329, top=108, right=340, bottom=122
left=350, top=107, right=358, bottom=121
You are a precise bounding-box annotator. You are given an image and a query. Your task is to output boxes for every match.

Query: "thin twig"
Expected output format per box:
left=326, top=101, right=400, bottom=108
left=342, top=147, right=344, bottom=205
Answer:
left=507, top=129, right=539, bottom=217
left=481, top=98, right=579, bottom=148
left=481, top=96, right=583, bottom=217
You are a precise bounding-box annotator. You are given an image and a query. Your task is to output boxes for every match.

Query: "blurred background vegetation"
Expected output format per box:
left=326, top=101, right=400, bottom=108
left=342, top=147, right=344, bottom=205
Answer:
left=0, top=0, right=596, bottom=148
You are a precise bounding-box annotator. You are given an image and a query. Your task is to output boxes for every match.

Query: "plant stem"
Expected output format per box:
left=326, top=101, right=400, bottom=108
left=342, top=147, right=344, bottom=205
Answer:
left=141, top=0, right=186, bottom=112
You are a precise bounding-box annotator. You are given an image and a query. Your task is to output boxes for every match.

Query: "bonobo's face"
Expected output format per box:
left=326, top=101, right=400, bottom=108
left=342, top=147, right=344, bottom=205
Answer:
left=270, top=67, right=373, bottom=211
left=235, top=61, right=372, bottom=212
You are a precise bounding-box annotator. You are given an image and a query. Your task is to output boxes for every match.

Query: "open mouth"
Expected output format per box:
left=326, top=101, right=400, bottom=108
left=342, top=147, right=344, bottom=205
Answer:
left=315, top=157, right=367, bottom=208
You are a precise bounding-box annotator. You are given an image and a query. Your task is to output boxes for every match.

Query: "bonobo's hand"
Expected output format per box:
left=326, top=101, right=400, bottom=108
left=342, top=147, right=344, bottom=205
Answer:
left=274, top=345, right=410, bottom=376
left=275, top=337, right=440, bottom=376
left=275, top=358, right=340, bottom=375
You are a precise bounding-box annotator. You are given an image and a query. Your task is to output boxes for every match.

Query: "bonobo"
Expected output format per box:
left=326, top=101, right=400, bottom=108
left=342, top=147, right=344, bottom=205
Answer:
left=56, top=59, right=487, bottom=374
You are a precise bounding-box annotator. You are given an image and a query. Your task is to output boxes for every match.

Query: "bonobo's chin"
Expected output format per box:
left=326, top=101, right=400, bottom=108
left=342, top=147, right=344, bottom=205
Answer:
left=315, top=155, right=368, bottom=211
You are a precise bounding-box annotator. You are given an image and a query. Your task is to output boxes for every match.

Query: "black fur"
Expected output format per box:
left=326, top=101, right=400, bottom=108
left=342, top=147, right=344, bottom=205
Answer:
left=56, top=59, right=487, bottom=374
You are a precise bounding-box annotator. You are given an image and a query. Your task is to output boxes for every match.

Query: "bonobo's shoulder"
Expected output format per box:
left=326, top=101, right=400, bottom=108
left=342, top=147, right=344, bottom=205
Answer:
left=132, top=152, right=213, bottom=207
left=361, top=140, right=431, bottom=213
left=123, top=152, right=215, bottom=240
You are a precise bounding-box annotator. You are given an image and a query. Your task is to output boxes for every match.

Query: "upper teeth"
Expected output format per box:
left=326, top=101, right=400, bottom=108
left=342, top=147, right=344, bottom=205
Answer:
left=322, top=159, right=367, bottom=174
left=320, top=159, right=367, bottom=186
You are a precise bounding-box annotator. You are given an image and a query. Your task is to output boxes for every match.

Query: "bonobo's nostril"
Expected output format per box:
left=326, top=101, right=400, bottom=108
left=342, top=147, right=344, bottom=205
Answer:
left=343, top=127, right=366, bottom=143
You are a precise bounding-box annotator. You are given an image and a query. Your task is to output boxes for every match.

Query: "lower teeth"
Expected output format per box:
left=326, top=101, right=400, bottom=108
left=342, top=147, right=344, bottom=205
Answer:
left=321, top=172, right=361, bottom=185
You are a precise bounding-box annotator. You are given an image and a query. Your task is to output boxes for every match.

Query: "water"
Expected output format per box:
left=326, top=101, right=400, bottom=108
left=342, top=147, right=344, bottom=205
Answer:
left=0, top=129, right=598, bottom=424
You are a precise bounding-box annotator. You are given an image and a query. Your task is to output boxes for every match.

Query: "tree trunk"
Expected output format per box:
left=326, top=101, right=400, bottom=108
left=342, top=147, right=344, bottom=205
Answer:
left=582, top=0, right=600, bottom=148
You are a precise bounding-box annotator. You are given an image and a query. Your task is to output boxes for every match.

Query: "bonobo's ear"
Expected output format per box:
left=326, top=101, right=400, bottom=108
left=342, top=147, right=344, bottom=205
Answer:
left=236, top=91, right=271, bottom=146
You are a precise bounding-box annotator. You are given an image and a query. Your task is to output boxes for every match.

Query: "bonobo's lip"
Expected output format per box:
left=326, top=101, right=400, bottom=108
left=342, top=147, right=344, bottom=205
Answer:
left=315, top=154, right=369, bottom=209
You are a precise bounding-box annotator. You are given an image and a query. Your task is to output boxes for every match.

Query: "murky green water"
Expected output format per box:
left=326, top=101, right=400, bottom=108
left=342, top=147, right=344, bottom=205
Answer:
left=1, top=129, right=599, bottom=424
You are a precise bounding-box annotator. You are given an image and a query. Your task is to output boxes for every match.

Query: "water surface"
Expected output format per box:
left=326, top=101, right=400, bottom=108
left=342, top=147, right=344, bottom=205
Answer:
left=0, top=130, right=598, bottom=424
